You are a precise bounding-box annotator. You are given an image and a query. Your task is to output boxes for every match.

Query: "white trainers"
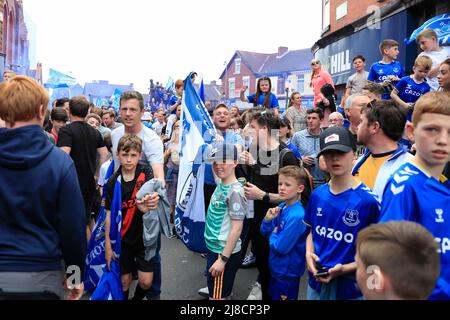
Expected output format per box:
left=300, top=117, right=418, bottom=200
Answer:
left=246, top=282, right=262, bottom=300
left=198, top=286, right=209, bottom=298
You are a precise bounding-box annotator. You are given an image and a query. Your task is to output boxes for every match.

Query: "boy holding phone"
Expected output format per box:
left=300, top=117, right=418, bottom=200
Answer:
left=303, top=127, right=380, bottom=300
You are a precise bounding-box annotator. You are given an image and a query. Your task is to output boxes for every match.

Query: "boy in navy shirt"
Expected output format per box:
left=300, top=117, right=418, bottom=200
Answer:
left=303, top=126, right=380, bottom=300
left=380, top=92, right=450, bottom=300
left=260, top=166, right=309, bottom=300
left=391, top=55, right=432, bottom=122
left=368, top=39, right=405, bottom=99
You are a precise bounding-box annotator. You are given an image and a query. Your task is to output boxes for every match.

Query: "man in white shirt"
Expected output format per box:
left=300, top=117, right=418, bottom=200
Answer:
left=110, top=90, right=164, bottom=300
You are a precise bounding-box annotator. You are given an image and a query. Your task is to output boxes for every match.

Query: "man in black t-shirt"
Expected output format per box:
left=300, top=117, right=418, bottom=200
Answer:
left=58, top=96, right=108, bottom=240
left=239, top=110, right=299, bottom=301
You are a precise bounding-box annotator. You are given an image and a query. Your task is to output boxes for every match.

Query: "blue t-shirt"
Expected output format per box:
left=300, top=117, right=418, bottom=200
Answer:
left=394, top=76, right=431, bottom=121
left=368, top=61, right=405, bottom=99
left=204, top=131, right=245, bottom=186
left=303, top=183, right=380, bottom=299
left=168, top=95, right=180, bottom=115
left=247, top=93, right=279, bottom=109
left=380, top=162, right=450, bottom=300
left=260, top=201, right=308, bottom=280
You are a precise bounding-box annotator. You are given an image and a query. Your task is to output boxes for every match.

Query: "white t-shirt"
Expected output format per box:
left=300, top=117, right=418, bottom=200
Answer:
left=419, top=47, right=450, bottom=91
left=152, top=121, right=165, bottom=136
left=111, top=125, right=164, bottom=172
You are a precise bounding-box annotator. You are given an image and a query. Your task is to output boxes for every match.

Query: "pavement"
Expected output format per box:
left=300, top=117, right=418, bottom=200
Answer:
left=159, top=235, right=308, bottom=300
left=84, top=234, right=308, bottom=300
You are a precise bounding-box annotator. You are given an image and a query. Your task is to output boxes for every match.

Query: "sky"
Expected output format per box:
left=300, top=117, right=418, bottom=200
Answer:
left=23, top=0, right=322, bottom=93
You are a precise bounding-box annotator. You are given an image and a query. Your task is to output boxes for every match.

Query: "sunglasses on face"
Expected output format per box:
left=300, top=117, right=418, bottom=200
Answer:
left=311, top=62, right=320, bottom=66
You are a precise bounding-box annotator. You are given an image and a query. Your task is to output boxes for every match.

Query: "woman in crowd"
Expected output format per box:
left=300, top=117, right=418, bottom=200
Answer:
left=282, top=92, right=307, bottom=133
left=230, top=105, right=241, bottom=119
left=164, top=120, right=181, bottom=230
left=310, top=59, right=334, bottom=123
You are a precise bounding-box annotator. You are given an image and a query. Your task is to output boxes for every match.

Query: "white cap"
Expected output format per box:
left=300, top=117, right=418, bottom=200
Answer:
left=141, top=112, right=152, bottom=121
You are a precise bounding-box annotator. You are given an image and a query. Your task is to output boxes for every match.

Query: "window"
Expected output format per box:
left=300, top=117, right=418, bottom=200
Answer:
left=235, top=58, right=241, bottom=74
left=336, top=1, right=347, bottom=20
left=277, top=78, right=285, bottom=95
left=242, top=76, right=250, bottom=96
left=228, top=78, right=235, bottom=98
left=323, top=0, right=330, bottom=30
left=270, top=77, right=278, bottom=94
left=297, top=75, right=305, bottom=93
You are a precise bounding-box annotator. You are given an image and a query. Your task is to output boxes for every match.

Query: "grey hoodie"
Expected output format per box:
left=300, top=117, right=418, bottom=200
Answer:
left=136, top=179, right=173, bottom=261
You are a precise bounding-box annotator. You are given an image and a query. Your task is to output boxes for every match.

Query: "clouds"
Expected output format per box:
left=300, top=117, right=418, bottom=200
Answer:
left=24, top=0, right=322, bottom=92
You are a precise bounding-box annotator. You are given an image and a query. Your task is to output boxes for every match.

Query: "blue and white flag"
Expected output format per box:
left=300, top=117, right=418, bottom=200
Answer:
left=84, top=161, right=124, bottom=300
left=45, top=68, right=76, bottom=89
left=110, top=89, right=123, bottom=111
left=175, top=72, right=216, bottom=253
left=405, top=13, right=450, bottom=45
left=166, top=77, right=175, bottom=92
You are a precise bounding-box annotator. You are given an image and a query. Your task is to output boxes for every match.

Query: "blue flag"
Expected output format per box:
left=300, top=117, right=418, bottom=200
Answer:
left=84, top=161, right=124, bottom=300
left=45, top=68, right=76, bottom=89
left=199, top=78, right=205, bottom=104
left=405, top=13, right=450, bottom=45
left=110, top=89, right=123, bottom=111
left=175, top=72, right=216, bottom=253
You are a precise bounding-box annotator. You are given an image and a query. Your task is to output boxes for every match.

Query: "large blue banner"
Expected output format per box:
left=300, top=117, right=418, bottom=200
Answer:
left=405, top=13, right=450, bottom=45
left=315, top=11, right=416, bottom=86
left=175, top=72, right=216, bottom=253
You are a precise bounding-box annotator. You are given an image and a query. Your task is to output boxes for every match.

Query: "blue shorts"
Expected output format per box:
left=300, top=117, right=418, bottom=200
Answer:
left=269, top=277, right=300, bottom=300
left=206, top=249, right=241, bottom=299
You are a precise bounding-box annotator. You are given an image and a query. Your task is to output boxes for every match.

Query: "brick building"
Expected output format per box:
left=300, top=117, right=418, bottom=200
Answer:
left=313, top=0, right=450, bottom=98
left=1, top=0, right=37, bottom=80
left=220, top=47, right=315, bottom=111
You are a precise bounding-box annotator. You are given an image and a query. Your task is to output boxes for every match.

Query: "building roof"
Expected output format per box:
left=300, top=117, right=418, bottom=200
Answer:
left=258, top=49, right=314, bottom=75
left=220, top=48, right=313, bottom=79
left=83, top=80, right=133, bottom=98
left=195, top=82, right=223, bottom=101
left=51, top=83, right=84, bottom=100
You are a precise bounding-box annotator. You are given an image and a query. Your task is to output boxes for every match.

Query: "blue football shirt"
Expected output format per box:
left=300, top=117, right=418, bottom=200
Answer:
left=169, top=95, right=180, bottom=114
left=303, top=183, right=380, bottom=299
left=247, top=93, right=279, bottom=109
left=394, top=76, right=431, bottom=121
left=368, top=61, right=405, bottom=99
left=380, top=162, right=450, bottom=300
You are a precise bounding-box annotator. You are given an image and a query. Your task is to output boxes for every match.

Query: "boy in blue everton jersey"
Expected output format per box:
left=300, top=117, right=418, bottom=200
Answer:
left=303, top=126, right=380, bottom=300
left=240, top=77, right=280, bottom=115
left=380, top=92, right=450, bottom=300
left=391, top=55, right=432, bottom=122
left=260, top=166, right=309, bottom=300
left=368, top=39, right=405, bottom=100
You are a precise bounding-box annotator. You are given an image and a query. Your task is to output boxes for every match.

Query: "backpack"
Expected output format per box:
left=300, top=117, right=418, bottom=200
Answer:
left=279, top=147, right=314, bottom=209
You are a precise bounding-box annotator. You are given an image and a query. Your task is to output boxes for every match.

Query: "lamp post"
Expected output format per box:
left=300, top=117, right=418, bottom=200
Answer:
left=285, top=76, right=291, bottom=111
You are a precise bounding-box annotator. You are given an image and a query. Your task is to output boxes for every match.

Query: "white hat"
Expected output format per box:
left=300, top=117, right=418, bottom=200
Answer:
left=141, top=112, right=152, bottom=121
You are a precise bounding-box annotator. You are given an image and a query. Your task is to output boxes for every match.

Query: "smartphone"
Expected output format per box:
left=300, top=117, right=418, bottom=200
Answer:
left=315, top=270, right=329, bottom=277
left=315, top=262, right=329, bottom=277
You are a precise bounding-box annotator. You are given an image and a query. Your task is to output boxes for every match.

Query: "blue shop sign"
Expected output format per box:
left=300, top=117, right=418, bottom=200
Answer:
left=315, top=10, right=417, bottom=85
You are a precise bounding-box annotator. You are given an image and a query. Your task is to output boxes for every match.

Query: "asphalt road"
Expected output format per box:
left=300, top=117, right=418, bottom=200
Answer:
left=159, top=235, right=308, bottom=300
